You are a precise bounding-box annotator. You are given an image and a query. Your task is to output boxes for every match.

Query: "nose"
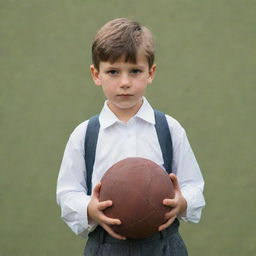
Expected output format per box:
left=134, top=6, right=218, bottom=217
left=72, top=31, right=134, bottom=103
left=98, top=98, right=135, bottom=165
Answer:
left=120, top=73, right=130, bottom=88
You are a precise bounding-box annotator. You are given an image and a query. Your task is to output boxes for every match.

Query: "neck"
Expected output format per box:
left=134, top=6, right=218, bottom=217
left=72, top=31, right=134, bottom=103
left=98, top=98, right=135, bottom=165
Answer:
left=107, top=100, right=143, bottom=123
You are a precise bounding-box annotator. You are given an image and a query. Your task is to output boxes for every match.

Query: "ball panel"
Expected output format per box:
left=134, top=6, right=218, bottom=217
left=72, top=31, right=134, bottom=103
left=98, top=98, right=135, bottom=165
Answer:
left=103, top=182, right=155, bottom=228
left=146, top=167, right=174, bottom=213
left=112, top=209, right=157, bottom=239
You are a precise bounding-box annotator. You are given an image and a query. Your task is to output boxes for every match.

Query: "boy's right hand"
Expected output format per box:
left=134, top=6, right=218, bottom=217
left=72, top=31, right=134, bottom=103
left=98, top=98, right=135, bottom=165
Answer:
left=87, top=183, right=126, bottom=240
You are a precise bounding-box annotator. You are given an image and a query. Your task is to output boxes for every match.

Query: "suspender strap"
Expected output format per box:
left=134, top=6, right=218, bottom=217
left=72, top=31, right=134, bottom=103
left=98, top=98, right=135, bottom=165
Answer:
left=154, top=110, right=173, bottom=173
left=84, top=110, right=173, bottom=195
left=84, top=115, right=100, bottom=195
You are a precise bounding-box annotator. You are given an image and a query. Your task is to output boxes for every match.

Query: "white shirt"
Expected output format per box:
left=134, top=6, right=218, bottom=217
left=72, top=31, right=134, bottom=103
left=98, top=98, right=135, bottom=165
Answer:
left=56, top=98, right=205, bottom=237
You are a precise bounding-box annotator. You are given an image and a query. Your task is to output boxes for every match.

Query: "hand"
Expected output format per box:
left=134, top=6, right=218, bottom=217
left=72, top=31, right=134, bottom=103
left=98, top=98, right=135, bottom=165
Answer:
left=158, top=173, right=187, bottom=232
left=87, top=183, right=126, bottom=240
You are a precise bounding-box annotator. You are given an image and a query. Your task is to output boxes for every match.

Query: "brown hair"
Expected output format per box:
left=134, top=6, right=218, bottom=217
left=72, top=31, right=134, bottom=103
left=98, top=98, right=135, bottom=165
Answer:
left=92, top=18, right=155, bottom=70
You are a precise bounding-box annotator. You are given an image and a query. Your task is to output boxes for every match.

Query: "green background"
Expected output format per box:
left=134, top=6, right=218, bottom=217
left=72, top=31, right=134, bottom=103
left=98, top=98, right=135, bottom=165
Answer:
left=1, top=0, right=255, bottom=255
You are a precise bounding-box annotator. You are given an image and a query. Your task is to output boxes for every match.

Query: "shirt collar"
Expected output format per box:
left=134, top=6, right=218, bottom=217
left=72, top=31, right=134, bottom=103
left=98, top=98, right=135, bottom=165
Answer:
left=99, top=97, right=155, bottom=129
left=135, top=97, right=155, bottom=125
left=99, top=101, right=119, bottom=129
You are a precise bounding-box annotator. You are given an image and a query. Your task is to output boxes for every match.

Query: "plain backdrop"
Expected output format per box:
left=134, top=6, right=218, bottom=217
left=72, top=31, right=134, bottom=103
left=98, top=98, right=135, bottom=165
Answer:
left=1, top=0, right=255, bottom=255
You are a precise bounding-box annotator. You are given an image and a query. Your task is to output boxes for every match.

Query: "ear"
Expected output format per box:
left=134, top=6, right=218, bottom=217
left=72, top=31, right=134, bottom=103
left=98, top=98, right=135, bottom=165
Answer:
left=147, top=64, right=156, bottom=84
left=90, top=65, right=102, bottom=86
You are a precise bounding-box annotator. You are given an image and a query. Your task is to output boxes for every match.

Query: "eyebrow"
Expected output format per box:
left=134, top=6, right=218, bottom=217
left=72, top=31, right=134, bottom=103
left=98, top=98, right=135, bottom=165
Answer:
left=132, top=65, right=145, bottom=69
left=106, top=64, right=145, bottom=69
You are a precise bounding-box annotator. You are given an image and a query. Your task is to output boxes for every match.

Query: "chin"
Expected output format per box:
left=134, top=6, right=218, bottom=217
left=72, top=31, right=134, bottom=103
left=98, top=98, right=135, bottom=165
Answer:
left=116, top=103, right=137, bottom=109
left=117, top=99, right=141, bottom=108
left=109, top=98, right=143, bottom=111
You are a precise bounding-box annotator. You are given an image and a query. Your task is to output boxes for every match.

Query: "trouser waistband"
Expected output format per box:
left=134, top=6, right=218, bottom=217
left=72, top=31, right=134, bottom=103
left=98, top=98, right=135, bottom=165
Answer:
left=88, top=218, right=180, bottom=245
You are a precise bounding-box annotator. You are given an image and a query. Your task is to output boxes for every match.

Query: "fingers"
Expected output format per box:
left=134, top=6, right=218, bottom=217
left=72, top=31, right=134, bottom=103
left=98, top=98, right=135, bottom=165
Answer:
left=91, top=183, right=122, bottom=223
left=164, top=208, right=177, bottom=220
left=97, top=201, right=122, bottom=225
left=158, top=215, right=176, bottom=232
left=163, top=198, right=177, bottom=208
left=102, top=224, right=126, bottom=240
left=99, top=213, right=121, bottom=226
left=97, top=199, right=122, bottom=225
left=98, top=200, right=112, bottom=211
left=99, top=214, right=124, bottom=240
left=162, top=197, right=177, bottom=221
left=90, top=183, right=125, bottom=240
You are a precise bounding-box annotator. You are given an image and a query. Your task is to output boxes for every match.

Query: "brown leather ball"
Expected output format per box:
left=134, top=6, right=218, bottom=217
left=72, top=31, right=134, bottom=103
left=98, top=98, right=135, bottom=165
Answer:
left=99, top=157, right=174, bottom=239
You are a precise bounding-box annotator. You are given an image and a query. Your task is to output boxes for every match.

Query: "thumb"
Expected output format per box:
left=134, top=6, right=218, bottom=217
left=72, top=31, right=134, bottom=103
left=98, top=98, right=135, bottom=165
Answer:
left=92, top=182, right=101, bottom=199
left=169, top=173, right=180, bottom=191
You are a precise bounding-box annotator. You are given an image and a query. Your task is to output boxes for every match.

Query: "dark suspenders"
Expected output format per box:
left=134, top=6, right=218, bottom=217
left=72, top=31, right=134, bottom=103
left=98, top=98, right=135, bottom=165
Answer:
left=84, top=115, right=100, bottom=196
left=84, top=110, right=173, bottom=196
left=154, top=110, right=173, bottom=172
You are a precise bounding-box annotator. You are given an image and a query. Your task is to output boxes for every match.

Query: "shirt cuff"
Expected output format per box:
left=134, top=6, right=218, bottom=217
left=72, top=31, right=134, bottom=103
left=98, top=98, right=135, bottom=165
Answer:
left=60, top=192, right=92, bottom=235
left=88, top=222, right=98, bottom=232
left=180, top=185, right=205, bottom=223
left=88, top=216, right=98, bottom=232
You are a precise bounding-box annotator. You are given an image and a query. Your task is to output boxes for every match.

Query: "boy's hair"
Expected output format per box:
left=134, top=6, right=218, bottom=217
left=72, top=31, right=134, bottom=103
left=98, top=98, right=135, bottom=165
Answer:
left=92, top=18, right=155, bottom=70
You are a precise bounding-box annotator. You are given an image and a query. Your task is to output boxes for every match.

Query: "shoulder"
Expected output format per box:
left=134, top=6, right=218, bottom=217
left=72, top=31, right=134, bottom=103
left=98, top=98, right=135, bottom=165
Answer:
left=71, top=119, right=89, bottom=137
left=67, top=119, right=89, bottom=150
left=164, top=113, right=185, bottom=135
left=69, top=114, right=101, bottom=143
left=162, top=113, right=189, bottom=148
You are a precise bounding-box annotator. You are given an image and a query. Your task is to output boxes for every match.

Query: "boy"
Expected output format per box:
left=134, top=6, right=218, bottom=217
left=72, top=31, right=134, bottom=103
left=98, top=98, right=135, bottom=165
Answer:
left=57, top=18, right=205, bottom=255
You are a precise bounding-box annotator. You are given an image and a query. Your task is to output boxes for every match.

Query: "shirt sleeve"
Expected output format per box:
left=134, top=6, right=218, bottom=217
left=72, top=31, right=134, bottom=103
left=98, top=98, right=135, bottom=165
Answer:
left=167, top=116, right=206, bottom=223
left=56, top=121, right=97, bottom=237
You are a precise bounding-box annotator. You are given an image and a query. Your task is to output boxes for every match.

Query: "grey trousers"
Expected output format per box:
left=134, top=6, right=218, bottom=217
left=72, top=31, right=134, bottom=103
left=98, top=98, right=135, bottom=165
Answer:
left=84, top=219, right=188, bottom=256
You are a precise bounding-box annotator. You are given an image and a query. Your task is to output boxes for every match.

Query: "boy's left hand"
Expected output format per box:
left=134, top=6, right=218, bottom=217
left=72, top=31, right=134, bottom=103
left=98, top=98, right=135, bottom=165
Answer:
left=158, top=173, right=187, bottom=232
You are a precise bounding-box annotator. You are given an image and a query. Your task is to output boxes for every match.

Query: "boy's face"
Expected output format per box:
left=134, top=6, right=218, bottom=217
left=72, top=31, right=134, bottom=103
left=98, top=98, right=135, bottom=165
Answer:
left=90, top=53, right=156, bottom=115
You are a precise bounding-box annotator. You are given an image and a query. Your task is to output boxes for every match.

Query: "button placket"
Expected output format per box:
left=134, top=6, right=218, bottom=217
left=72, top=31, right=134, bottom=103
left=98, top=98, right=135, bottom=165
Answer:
left=123, top=120, right=136, bottom=157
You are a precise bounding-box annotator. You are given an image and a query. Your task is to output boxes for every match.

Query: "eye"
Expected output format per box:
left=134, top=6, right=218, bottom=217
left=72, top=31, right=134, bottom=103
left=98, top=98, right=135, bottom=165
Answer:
left=107, top=70, right=118, bottom=75
left=131, top=69, right=142, bottom=74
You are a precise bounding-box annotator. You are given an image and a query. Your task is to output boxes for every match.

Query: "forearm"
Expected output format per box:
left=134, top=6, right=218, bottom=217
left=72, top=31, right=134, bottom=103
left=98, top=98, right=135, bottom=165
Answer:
left=56, top=123, right=95, bottom=235
left=170, top=121, right=206, bottom=222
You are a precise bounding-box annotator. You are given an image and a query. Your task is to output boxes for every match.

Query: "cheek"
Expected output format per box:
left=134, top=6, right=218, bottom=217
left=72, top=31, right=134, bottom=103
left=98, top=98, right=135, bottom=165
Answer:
left=136, top=81, right=149, bottom=92
left=102, top=85, right=116, bottom=97
left=138, top=76, right=150, bottom=85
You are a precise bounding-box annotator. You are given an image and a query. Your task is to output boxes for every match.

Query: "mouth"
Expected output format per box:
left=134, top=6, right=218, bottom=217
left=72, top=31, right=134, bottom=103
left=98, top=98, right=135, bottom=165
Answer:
left=117, top=94, right=133, bottom=97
